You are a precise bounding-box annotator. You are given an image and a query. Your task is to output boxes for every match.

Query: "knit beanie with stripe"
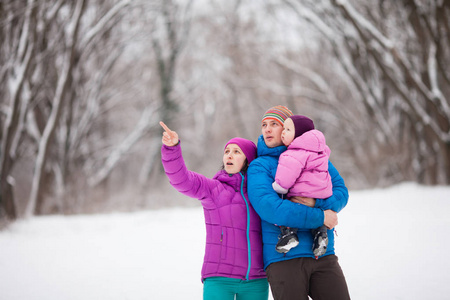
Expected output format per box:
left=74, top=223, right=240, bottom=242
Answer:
left=261, top=105, right=293, bottom=125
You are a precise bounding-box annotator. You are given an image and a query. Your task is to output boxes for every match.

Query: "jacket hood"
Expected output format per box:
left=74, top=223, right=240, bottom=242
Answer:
left=288, top=129, right=326, bottom=153
left=256, top=135, right=287, bottom=158
left=212, top=169, right=246, bottom=190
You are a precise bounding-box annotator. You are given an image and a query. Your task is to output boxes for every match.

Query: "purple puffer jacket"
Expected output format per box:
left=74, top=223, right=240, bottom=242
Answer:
left=161, top=143, right=266, bottom=282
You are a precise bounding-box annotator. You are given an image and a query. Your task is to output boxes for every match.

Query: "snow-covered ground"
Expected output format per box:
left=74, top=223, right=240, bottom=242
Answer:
left=1, top=182, right=449, bottom=300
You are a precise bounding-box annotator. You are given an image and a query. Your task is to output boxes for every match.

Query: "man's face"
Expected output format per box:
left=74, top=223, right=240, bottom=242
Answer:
left=261, top=119, right=284, bottom=148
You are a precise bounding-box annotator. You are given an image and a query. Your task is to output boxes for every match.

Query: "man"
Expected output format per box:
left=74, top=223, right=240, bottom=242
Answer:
left=247, top=105, right=350, bottom=300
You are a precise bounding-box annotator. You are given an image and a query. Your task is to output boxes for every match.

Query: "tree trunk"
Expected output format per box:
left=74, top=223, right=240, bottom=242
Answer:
left=26, top=0, right=86, bottom=217
left=0, top=0, right=36, bottom=221
left=0, top=178, right=16, bottom=221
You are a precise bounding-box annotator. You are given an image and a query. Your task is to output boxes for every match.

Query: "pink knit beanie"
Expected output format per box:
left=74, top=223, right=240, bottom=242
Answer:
left=224, top=138, right=257, bottom=163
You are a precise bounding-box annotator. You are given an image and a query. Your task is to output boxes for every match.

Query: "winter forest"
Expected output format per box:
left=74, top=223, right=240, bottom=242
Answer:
left=1, top=0, right=449, bottom=224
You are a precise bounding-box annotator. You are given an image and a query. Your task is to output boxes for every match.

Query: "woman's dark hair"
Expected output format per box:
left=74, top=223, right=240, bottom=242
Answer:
left=241, top=159, right=250, bottom=173
left=220, top=159, right=249, bottom=174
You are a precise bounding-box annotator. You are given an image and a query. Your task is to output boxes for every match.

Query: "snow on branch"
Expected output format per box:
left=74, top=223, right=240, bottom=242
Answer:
left=88, top=105, right=159, bottom=187
left=335, top=0, right=394, bottom=49
left=335, top=0, right=450, bottom=142
left=427, top=42, right=450, bottom=116
left=283, top=0, right=336, bottom=41
left=80, top=0, right=132, bottom=49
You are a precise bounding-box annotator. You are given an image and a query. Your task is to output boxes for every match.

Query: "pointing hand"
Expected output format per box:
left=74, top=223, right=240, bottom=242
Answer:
left=160, top=121, right=179, bottom=147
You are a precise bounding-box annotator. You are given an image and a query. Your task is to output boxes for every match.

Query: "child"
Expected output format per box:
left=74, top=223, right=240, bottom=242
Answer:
left=271, top=115, right=332, bottom=258
left=160, top=121, right=268, bottom=300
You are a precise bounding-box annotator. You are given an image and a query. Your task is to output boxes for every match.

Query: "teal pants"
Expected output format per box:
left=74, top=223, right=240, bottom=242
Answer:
left=203, top=277, right=269, bottom=300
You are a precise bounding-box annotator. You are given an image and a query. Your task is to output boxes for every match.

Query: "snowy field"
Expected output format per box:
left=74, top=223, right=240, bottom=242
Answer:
left=1, top=182, right=450, bottom=300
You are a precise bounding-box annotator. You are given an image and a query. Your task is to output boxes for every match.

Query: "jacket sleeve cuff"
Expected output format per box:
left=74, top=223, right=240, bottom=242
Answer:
left=162, top=140, right=180, bottom=149
left=315, top=198, right=325, bottom=208
left=272, top=181, right=289, bottom=194
left=161, top=141, right=182, bottom=161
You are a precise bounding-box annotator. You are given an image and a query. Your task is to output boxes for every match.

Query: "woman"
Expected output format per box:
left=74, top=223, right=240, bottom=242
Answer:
left=160, top=121, right=268, bottom=300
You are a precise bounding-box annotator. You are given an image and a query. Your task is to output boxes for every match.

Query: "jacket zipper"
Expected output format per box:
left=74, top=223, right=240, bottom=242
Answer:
left=240, top=172, right=251, bottom=281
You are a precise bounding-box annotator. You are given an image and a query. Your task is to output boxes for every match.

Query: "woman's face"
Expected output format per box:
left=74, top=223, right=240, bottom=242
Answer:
left=223, top=143, right=247, bottom=174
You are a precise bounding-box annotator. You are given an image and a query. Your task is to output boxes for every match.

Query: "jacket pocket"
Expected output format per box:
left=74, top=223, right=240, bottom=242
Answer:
left=220, top=228, right=227, bottom=260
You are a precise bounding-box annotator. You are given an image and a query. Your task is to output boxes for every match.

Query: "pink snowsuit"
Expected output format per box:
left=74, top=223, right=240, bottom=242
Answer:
left=273, top=129, right=332, bottom=199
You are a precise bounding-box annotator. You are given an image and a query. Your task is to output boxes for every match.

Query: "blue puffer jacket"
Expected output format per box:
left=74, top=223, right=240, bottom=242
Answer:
left=247, top=135, right=349, bottom=269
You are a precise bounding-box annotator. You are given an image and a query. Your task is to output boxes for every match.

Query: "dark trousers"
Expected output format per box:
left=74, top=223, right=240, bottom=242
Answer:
left=266, top=255, right=350, bottom=300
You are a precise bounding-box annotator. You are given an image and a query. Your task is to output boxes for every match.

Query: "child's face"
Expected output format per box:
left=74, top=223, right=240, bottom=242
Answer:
left=223, top=144, right=247, bottom=174
left=281, top=118, right=295, bottom=146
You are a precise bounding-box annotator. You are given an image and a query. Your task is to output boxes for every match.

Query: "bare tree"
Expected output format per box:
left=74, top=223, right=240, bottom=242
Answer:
left=26, top=0, right=87, bottom=217
left=138, top=0, right=194, bottom=182
left=0, top=0, right=139, bottom=220
left=3, top=0, right=448, bottom=223
left=0, top=0, right=39, bottom=220
left=279, top=0, right=450, bottom=185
